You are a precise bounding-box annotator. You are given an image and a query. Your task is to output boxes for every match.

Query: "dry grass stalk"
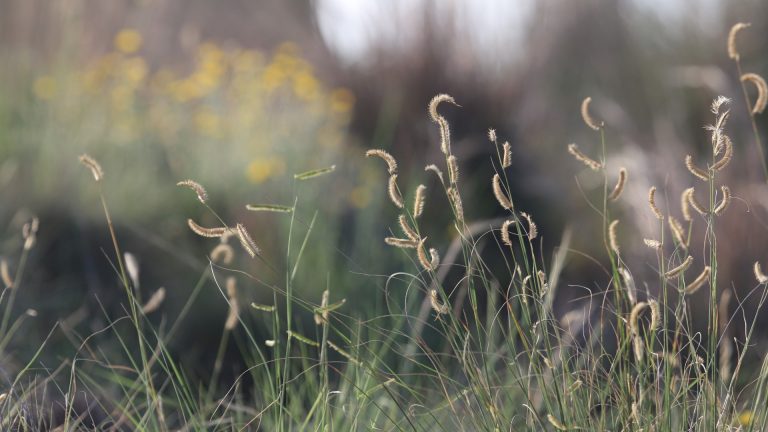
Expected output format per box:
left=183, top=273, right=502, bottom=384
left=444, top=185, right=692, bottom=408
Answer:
left=741, top=73, right=768, bottom=114
left=684, top=266, right=711, bottom=294
left=728, top=22, right=751, bottom=61
left=428, top=94, right=457, bottom=155
left=567, top=143, right=602, bottom=171
left=719, top=289, right=733, bottom=382
left=398, top=215, right=419, bottom=242
left=388, top=174, right=404, bottom=208
left=608, top=168, right=627, bottom=201
left=177, top=179, right=208, bottom=203
left=294, top=165, right=336, bottom=180
left=648, top=186, right=664, bottom=220
left=714, top=186, right=731, bottom=215
left=537, top=270, right=549, bottom=298
left=142, top=287, right=166, bottom=314
left=665, top=256, right=693, bottom=279
left=581, top=97, right=602, bottom=130
left=235, top=223, right=260, bottom=258
left=608, top=219, right=620, bottom=254
left=0, top=259, right=12, bottom=289
left=429, top=289, right=449, bottom=315
left=413, top=185, right=427, bottom=218
left=79, top=154, right=104, bottom=182
left=447, top=155, right=459, bottom=184
left=685, top=155, right=709, bottom=181
left=629, top=301, right=648, bottom=361
left=225, top=277, right=239, bottom=330
left=685, top=188, right=707, bottom=216
left=210, top=244, right=234, bottom=265
left=502, top=142, right=512, bottom=168
left=668, top=216, right=688, bottom=249
left=384, top=237, right=418, bottom=248
left=501, top=220, right=515, bottom=246
left=754, top=261, right=768, bottom=284
left=492, top=174, right=513, bottom=210
left=365, top=149, right=398, bottom=175
left=521, top=212, right=537, bottom=240
left=187, top=219, right=228, bottom=238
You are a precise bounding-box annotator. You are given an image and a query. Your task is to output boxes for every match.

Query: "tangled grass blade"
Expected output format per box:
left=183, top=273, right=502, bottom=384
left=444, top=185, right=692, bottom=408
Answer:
left=294, top=165, right=336, bottom=180
left=245, top=204, right=293, bottom=213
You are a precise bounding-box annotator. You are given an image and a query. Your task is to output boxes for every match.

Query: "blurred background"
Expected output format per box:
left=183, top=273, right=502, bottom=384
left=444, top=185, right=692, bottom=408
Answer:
left=1, top=0, right=768, bottom=385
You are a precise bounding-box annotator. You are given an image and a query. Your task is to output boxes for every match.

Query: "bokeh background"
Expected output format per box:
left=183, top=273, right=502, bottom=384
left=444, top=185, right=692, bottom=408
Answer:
left=2, top=0, right=768, bottom=384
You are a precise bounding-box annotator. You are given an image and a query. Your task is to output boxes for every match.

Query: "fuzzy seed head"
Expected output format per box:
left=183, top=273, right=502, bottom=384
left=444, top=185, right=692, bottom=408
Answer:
left=225, top=276, right=239, bottom=330
left=714, top=186, right=731, bottom=216
left=365, top=149, right=398, bottom=175
left=142, top=287, right=166, bottom=314
left=608, top=167, right=627, bottom=201
left=388, top=174, right=404, bottom=208
left=398, top=214, right=420, bottom=242
left=665, top=255, right=693, bottom=279
left=487, top=129, right=497, bottom=143
left=428, top=94, right=457, bottom=155
left=502, top=142, right=512, bottom=168
left=413, top=185, right=427, bottom=218
left=681, top=188, right=693, bottom=222
left=547, top=414, right=568, bottom=431
left=424, top=164, right=445, bottom=184
left=0, top=259, right=12, bottom=289
left=447, top=155, right=459, bottom=184
left=685, top=187, right=707, bottom=216
left=643, top=239, right=662, bottom=250
left=742, top=73, right=768, bottom=114
left=684, top=266, right=711, bottom=295
left=521, top=212, right=537, bottom=240
left=235, top=223, right=260, bottom=258
left=728, top=22, right=751, bottom=61
left=608, top=219, right=620, bottom=254
left=384, top=237, right=418, bottom=249
left=581, top=97, right=602, bottom=130
left=668, top=216, right=688, bottom=250
left=711, top=135, right=733, bottom=171
left=417, top=238, right=435, bottom=271
left=187, top=219, right=228, bottom=238
left=755, top=261, right=768, bottom=284
left=447, top=187, right=464, bottom=224
left=648, top=186, right=664, bottom=220
left=210, top=243, right=235, bottom=265
left=649, top=299, right=660, bottom=332
left=685, top=155, right=710, bottom=181
left=177, top=179, right=208, bottom=203
left=501, top=219, right=515, bottom=246
left=429, top=289, right=449, bottom=315
left=492, top=174, right=513, bottom=210
left=79, top=154, right=104, bottom=182
left=567, top=143, right=602, bottom=171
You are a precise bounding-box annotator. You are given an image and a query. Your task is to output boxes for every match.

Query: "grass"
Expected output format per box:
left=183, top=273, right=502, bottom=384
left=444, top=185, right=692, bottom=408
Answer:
left=2, top=22, right=768, bottom=432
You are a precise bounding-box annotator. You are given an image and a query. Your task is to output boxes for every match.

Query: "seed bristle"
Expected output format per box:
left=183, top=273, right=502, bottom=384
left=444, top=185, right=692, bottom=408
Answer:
left=177, top=179, right=208, bottom=203
left=741, top=73, right=768, bottom=114
left=580, top=97, right=603, bottom=131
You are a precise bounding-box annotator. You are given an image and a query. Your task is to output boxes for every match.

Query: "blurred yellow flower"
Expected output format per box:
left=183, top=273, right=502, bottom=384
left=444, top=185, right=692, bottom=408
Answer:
left=110, top=85, right=134, bottom=111
left=33, top=76, right=57, bottom=100
left=247, top=157, right=286, bottom=184
left=122, top=57, right=148, bottom=85
left=114, top=29, right=143, bottom=54
left=738, top=410, right=754, bottom=427
left=293, top=71, right=319, bottom=100
left=329, top=88, right=355, bottom=113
